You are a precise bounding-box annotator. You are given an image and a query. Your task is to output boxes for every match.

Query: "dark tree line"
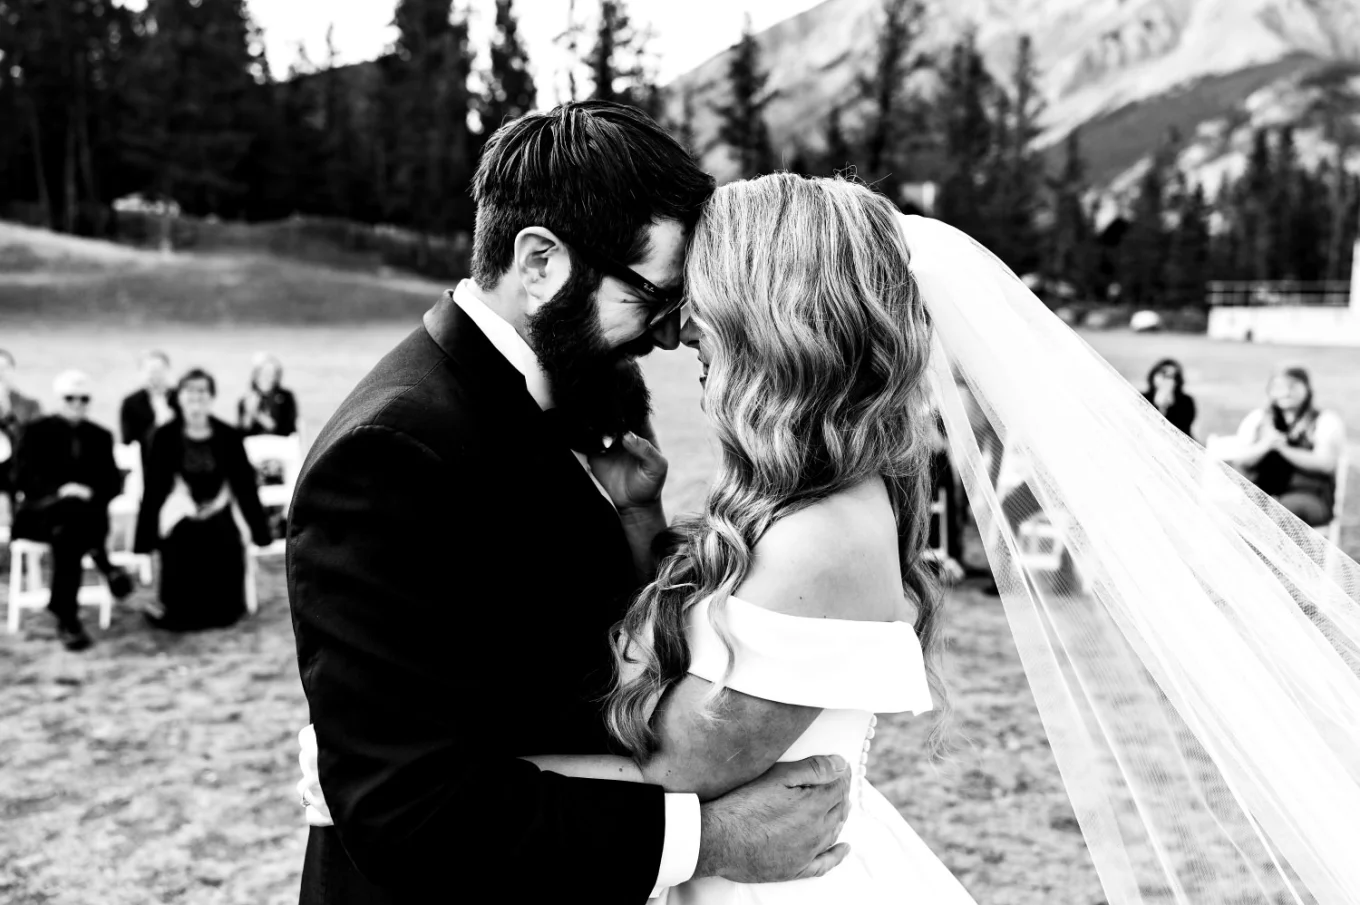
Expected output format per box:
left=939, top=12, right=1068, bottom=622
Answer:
left=713, top=0, right=1359, bottom=307
left=4, top=0, right=1356, bottom=301
left=0, top=0, right=656, bottom=241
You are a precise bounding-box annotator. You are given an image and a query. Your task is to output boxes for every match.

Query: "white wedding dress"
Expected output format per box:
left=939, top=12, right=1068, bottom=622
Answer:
left=654, top=595, right=979, bottom=904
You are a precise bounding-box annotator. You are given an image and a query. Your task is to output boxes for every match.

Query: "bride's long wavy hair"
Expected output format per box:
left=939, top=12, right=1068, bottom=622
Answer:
left=604, top=174, right=949, bottom=757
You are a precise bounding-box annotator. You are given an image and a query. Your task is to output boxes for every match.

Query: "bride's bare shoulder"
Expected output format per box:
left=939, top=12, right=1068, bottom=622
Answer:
left=735, top=477, right=907, bottom=622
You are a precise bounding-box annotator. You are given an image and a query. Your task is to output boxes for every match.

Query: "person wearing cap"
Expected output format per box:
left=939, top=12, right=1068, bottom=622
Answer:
left=238, top=351, right=299, bottom=438
left=12, top=370, right=134, bottom=651
left=1229, top=365, right=1347, bottom=527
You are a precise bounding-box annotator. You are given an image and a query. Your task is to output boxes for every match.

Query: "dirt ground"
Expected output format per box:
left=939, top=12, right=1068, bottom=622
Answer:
left=0, top=559, right=1101, bottom=905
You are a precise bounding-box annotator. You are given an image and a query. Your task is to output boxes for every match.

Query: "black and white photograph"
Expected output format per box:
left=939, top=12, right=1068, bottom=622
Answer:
left=2, top=1, right=1359, bottom=903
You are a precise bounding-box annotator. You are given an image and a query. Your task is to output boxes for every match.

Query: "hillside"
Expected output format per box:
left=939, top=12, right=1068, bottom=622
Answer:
left=0, top=221, right=448, bottom=325
left=665, top=0, right=1360, bottom=191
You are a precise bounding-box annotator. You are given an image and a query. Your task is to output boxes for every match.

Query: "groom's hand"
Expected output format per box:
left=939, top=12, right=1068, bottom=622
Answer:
left=694, top=754, right=853, bottom=883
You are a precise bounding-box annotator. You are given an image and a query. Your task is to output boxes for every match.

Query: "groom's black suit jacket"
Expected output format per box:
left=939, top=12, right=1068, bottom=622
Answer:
left=288, top=292, right=666, bottom=904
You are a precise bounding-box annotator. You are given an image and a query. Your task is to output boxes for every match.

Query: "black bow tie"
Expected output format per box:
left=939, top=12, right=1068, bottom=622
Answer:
left=541, top=408, right=610, bottom=456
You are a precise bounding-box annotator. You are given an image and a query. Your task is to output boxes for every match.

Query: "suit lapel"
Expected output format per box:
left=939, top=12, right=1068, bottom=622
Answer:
left=422, top=292, right=620, bottom=526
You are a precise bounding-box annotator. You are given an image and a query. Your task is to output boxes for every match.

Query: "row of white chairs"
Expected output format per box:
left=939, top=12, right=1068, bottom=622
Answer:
left=5, top=433, right=304, bottom=633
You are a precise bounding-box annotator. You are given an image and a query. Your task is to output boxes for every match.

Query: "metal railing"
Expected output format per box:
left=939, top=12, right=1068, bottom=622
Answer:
left=1207, top=281, right=1354, bottom=308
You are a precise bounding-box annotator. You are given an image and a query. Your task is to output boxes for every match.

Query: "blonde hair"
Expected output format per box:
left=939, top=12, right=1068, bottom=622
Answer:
left=605, top=174, right=950, bottom=757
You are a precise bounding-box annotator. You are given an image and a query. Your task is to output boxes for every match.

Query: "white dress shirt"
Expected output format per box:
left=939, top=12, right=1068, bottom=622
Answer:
left=449, top=281, right=701, bottom=895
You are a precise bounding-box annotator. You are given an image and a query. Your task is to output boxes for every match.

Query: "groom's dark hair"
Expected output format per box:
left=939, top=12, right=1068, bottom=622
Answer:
left=470, top=100, right=715, bottom=290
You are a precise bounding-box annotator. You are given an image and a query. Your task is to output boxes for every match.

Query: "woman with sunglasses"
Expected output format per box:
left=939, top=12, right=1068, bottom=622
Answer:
left=11, top=371, right=134, bottom=650
left=135, top=368, right=272, bottom=631
left=1143, top=358, right=1196, bottom=439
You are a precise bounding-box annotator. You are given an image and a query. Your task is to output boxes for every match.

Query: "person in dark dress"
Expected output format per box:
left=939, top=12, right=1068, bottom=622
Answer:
left=120, top=349, right=179, bottom=467
left=238, top=352, right=299, bottom=437
left=0, top=348, right=42, bottom=505
left=135, top=368, right=271, bottom=631
left=1143, top=358, right=1197, bottom=439
left=12, top=371, right=134, bottom=650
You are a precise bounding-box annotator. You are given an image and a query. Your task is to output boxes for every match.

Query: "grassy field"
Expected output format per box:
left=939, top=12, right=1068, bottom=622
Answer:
left=2, top=238, right=1358, bottom=904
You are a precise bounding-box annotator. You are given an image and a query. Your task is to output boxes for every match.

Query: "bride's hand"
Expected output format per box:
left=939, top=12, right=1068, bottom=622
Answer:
left=297, top=725, right=334, bottom=827
left=587, top=429, right=668, bottom=513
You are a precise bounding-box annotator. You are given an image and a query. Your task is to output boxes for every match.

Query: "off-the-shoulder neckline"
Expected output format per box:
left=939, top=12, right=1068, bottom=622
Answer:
left=705, top=595, right=919, bottom=632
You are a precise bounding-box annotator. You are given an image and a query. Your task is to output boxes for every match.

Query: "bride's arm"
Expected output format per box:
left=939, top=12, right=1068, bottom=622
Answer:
left=636, top=497, right=898, bottom=801
left=514, top=686, right=818, bottom=801
left=518, top=754, right=645, bottom=782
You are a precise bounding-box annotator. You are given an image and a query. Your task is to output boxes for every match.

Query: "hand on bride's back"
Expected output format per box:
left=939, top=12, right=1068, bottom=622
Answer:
left=695, top=754, right=853, bottom=883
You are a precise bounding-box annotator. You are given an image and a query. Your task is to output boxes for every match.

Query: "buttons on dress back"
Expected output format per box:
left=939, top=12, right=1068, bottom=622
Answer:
left=856, top=715, right=878, bottom=808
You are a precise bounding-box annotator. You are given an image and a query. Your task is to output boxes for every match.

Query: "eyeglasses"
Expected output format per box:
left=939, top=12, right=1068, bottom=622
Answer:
left=556, top=234, right=685, bottom=329
left=64, top=395, right=91, bottom=404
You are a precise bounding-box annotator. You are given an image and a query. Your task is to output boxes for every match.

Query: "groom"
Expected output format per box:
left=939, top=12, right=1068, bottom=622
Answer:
left=288, top=101, right=852, bottom=905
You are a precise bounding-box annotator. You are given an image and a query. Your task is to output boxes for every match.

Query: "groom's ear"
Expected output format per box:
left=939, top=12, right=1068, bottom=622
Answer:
left=513, top=227, right=571, bottom=316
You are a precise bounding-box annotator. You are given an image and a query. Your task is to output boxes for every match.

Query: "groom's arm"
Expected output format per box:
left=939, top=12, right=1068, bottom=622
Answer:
left=288, top=423, right=670, bottom=899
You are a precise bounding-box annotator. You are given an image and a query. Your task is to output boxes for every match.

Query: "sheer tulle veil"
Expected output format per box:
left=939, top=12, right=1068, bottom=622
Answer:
left=900, top=213, right=1360, bottom=905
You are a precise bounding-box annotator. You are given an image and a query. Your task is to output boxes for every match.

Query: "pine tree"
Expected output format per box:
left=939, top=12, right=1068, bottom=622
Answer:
left=582, top=1, right=659, bottom=116
left=935, top=29, right=996, bottom=246
left=1046, top=129, right=1095, bottom=297
left=1267, top=126, right=1300, bottom=278
left=385, top=0, right=475, bottom=235
left=671, top=85, right=699, bottom=157
left=995, top=34, right=1045, bottom=273
left=1165, top=171, right=1210, bottom=308
left=482, top=0, right=536, bottom=134
left=715, top=14, right=774, bottom=178
left=857, top=0, right=927, bottom=200
left=1118, top=135, right=1177, bottom=306
left=1239, top=128, right=1273, bottom=280
left=122, top=0, right=264, bottom=217
left=821, top=106, right=855, bottom=175
left=1, top=0, right=144, bottom=233
left=588, top=0, right=624, bottom=102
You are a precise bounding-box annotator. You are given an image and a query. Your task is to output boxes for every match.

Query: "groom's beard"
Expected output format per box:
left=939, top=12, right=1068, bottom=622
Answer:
left=526, top=278, right=653, bottom=443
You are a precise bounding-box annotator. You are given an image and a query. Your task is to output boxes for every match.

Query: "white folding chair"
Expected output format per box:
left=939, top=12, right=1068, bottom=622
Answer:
left=7, top=539, right=112, bottom=633
left=1320, top=447, right=1348, bottom=549
left=242, top=434, right=303, bottom=612
left=1319, top=448, right=1349, bottom=585
left=921, top=486, right=949, bottom=565
left=107, top=442, right=154, bottom=585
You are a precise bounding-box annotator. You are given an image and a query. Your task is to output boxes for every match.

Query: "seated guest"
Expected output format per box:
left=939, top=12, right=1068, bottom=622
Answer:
left=120, top=350, right=178, bottom=466
left=1230, top=365, right=1346, bottom=527
left=135, top=369, right=271, bottom=631
left=1143, top=357, right=1196, bottom=438
left=238, top=352, right=298, bottom=438
left=0, top=348, right=42, bottom=505
left=12, top=371, right=134, bottom=651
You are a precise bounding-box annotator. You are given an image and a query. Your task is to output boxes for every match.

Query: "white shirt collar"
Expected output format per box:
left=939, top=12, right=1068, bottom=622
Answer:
left=450, top=279, right=554, bottom=411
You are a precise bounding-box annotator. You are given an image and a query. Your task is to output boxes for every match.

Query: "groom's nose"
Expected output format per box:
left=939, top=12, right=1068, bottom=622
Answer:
left=648, top=309, right=681, bottom=351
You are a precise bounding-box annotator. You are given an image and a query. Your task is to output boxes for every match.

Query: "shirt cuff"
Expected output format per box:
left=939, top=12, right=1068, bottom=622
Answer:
left=649, top=792, right=700, bottom=897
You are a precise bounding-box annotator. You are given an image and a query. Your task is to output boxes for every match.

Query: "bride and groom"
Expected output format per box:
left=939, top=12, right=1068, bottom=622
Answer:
left=287, top=100, right=965, bottom=903
left=287, top=100, right=1360, bottom=905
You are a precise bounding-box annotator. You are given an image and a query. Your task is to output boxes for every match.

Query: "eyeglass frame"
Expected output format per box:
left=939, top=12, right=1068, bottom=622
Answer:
left=554, top=233, right=686, bottom=329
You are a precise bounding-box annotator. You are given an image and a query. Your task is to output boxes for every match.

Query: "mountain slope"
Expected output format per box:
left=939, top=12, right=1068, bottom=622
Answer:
left=664, top=0, right=1360, bottom=187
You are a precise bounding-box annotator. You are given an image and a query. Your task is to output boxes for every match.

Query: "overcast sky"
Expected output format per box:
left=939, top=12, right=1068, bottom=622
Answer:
left=120, top=1, right=828, bottom=102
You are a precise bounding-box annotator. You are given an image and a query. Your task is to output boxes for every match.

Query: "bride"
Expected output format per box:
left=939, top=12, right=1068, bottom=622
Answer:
left=301, top=174, right=1360, bottom=904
